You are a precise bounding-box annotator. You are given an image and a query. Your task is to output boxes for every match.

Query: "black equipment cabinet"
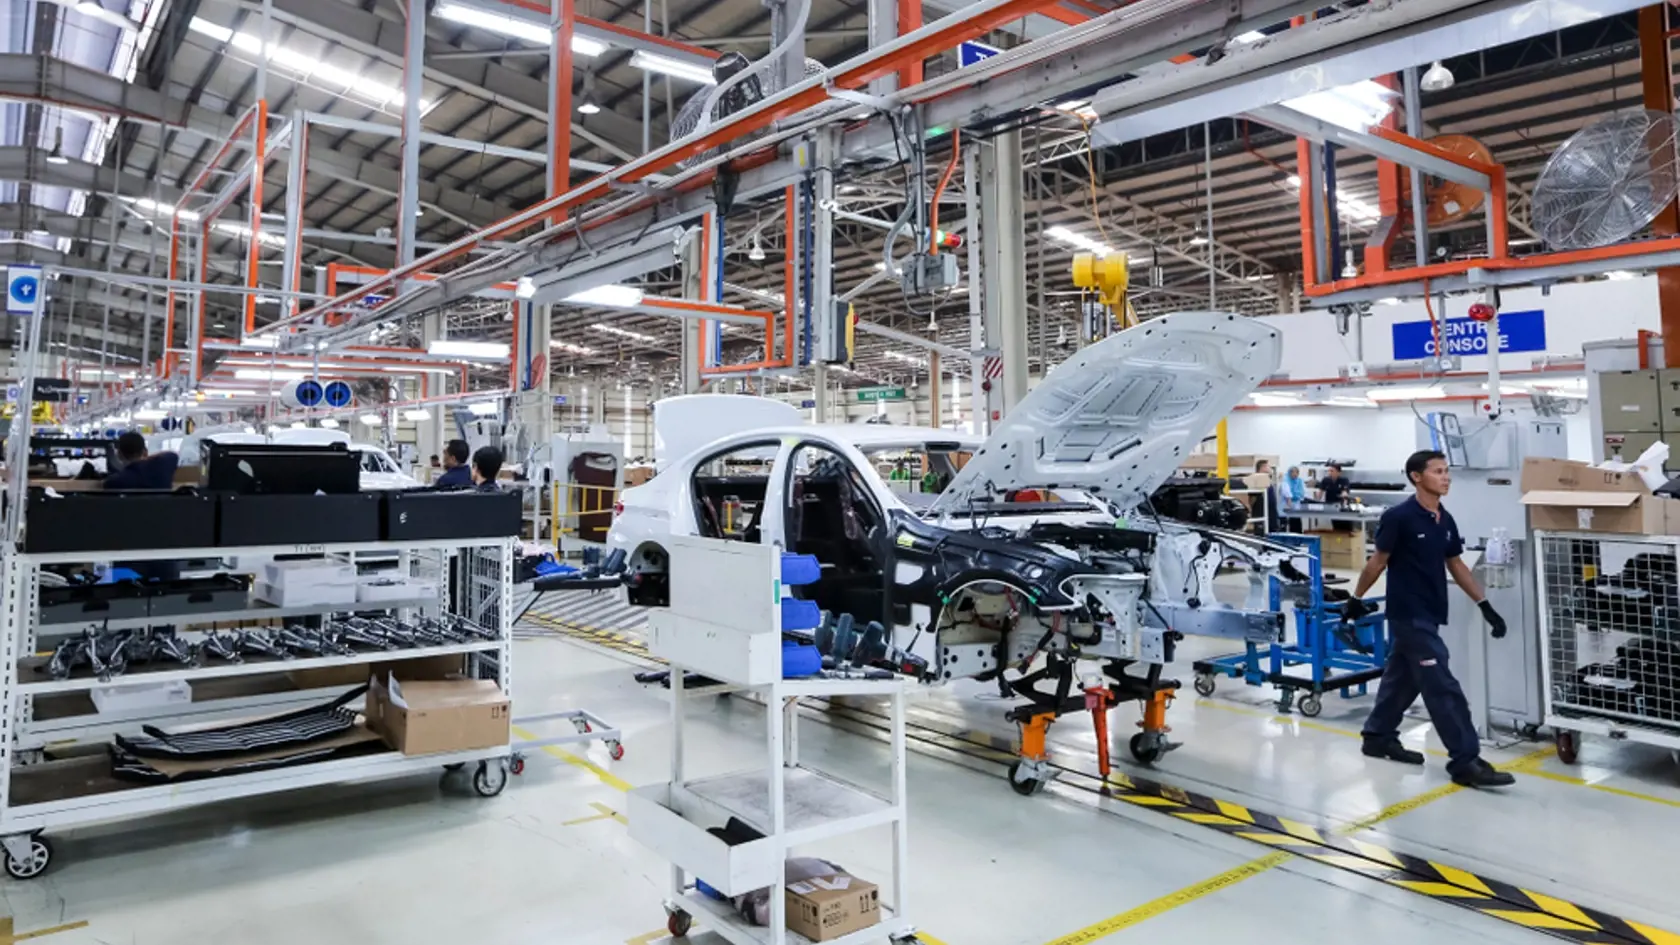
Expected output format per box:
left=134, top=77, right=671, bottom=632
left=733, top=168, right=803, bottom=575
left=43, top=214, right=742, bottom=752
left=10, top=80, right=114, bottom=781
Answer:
left=218, top=493, right=381, bottom=546
left=24, top=490, right=216, bottom=554
left=383, top=490, right=522, bottom=541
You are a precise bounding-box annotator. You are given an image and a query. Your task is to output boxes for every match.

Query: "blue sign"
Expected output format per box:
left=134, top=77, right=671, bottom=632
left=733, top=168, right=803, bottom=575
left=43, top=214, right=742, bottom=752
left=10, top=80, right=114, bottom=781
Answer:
left=7, top=265, right=41, bottom=316
left=800, top=399, right=817, bottom=409
left=553, top=394, right=568, bottom=406
left=361, top=294, right=388, bottom=309
left=1392, top=309, right=1547, bottom=361
left=958, top=40, right=999, bottom=68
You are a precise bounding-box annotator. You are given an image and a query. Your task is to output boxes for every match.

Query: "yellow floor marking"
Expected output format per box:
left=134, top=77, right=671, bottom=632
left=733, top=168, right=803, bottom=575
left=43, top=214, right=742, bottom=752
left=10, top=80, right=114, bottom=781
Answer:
left=1349, top=839, right=1404, bottom=868
left=1309, top=853, right=1389, bottom=874
left=1628, top=919, right=1680, bottom=945
left=1194, top=697, right=1450, bottom=756
left=1276, top=817, right=1325, bottom=844
left=0, top=918, right=89, bottom=944
left=625, top=926, right=687, bottom=944
left=563, top=802, right=628, bottom=826
left=1039, top=852, right=1293, bottom=945
left=510, top=725, right=632, bottom=793
left=1519, top=765, right=1680, bottom=809
left=1233, top=831, right=1308, bottom=846
left=1214, top=799, right=1255, bottom=823
left=1485, top=909, right=1601, bottom=930
left=1120, top=795, right=1183, bottom=807
left=1520, top=890, right=1597, bottom=927
left=1390, top=881, right=1491, bottom=899
left=1429, top=863, right=1493, bottom=897
left=1172, top=812, right=1245, bottom=826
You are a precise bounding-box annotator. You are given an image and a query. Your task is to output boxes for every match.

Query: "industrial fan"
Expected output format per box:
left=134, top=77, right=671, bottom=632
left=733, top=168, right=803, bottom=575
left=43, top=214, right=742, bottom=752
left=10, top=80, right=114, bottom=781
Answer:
left=1531, top=109, right=1680, bottom=250
left=1398, top=134, right=1492, bottom=226
left=669, top=52, right=828, bottom=166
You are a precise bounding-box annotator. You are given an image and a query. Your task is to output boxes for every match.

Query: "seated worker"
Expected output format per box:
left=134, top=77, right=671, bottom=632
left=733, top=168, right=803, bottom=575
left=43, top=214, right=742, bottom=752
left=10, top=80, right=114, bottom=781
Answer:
left=471, top=446, right=504, bottom=492
left=435, top=439, right=472, bottom=488
left=104, top=431, right=182, bottom=582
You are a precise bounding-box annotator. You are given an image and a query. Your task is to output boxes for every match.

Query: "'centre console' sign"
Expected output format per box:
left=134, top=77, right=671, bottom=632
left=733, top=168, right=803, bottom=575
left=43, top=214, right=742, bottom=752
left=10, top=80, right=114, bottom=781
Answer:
left=1391, top=309, right=1546, bottom=361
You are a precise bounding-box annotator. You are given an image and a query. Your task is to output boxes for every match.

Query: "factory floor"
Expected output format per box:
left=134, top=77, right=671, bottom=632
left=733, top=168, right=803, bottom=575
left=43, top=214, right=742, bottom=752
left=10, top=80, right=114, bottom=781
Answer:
left=6, top=620, right=1678, bottom=945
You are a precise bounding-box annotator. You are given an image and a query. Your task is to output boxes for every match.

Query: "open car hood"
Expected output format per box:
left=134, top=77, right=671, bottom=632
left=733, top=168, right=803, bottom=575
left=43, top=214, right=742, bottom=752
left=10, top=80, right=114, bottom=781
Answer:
left=932, top=312, right=1281, bottom=512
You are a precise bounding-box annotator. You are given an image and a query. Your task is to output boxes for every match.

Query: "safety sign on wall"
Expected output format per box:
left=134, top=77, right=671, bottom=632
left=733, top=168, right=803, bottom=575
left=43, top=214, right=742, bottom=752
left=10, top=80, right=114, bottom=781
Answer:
left=958, top=40, right=999, bottom=68
left=1391, top=309, right=1546, bottom=361
left=6, top=265, right=42, bottom=316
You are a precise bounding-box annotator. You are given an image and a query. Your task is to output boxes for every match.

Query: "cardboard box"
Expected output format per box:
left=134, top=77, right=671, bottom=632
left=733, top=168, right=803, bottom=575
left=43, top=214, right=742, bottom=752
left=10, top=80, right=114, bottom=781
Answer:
left=785, top=874, right=879, bottom=942
left=366, top=675, right=509, bottom=755
left=285, top=654, right=467, bottom=692
left=1519, top=457, right=1680, bottom=536
left=1308, top=529, right=1366, bottom=571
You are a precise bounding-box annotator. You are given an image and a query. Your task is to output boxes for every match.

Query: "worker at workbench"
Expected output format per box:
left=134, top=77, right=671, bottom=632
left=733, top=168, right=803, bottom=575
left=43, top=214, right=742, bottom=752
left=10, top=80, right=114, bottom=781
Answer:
left=471, top=446, right=504, bottom=492
left=1317, top=463, right=1351, bottom=505
left=1346, top=449, right=1513, bottom=789
left=104, top=432, right=181, bottom=582
left=435, top=439, right=472, bottom=489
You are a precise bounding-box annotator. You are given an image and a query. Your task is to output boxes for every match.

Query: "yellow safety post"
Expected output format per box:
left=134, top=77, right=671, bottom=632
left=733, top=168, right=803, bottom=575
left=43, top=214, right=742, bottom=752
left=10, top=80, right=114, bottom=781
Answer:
left=1216, top=418, right=1230, bottom=493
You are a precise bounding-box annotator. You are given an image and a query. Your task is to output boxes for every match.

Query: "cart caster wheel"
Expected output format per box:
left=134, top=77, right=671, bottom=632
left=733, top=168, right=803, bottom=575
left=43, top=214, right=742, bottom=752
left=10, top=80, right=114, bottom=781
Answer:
left=509, top=756, right=525, bottom=776
left=443, top=763, right=465, bottom=772
left=472, top=761, right=508, bottom=797
left=891, top=937, right=922, bottom=945
left=1193, top=674, right=1216, bottom=698
left=1298, top=694, right=1323, bottom=718
left=5, top=836, right=52, bottom=880
left=1006, top=762, right=1044, bottom=796
left=1129, top=732, right=1166, bottom=766
left=573, top=719, right=593, bottom=735
left=667, top=911, right=693, bottom=937
left=1556, top=730, right=1579, bottom=764
left=607, top=741, right=625, bottom=761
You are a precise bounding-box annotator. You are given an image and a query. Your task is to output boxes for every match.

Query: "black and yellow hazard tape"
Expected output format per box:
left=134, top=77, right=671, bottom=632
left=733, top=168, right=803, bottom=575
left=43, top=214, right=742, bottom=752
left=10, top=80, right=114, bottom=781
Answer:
left=526, top=616, right=1680, bottom=945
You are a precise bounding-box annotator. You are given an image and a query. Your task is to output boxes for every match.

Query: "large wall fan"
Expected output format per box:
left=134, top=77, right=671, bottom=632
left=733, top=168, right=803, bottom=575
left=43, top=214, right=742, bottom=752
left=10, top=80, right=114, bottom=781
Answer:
left=1532, top=109, right=1680, bottom=250
left=1399, top=134, right=1492, bottom=226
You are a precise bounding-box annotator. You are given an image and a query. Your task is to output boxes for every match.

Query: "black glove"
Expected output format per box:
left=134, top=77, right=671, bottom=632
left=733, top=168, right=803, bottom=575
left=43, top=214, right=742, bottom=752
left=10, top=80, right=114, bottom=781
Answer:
left=1480, top=600, right=1507, bottom=639
left=1343, top=598, right=1377, bottom=621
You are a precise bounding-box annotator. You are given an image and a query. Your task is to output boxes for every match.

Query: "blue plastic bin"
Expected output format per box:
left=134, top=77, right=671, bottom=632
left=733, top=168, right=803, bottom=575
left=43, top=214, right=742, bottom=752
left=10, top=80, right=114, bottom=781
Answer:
left=782, top=641, right=821, bottom=677
left=780, top=553, right=821, bottom=586
left=780, top=597, right=821, bottom=631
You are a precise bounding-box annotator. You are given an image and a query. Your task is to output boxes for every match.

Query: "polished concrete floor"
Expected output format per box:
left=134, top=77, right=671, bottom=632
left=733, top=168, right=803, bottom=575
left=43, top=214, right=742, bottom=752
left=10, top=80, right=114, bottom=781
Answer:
left=3, top=625, right=1678, bottom=945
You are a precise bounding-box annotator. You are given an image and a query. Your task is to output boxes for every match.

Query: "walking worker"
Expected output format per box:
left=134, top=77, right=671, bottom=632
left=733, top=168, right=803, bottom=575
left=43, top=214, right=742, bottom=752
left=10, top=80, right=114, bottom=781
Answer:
left=1346, top=449, right=1515, bottom=789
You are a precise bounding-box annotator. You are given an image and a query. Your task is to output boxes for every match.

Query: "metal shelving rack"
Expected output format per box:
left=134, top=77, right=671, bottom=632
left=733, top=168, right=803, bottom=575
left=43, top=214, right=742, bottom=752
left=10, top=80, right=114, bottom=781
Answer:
left=0, top=536, right=518, bottom=878
left=626, top=536, right=916, bottom=945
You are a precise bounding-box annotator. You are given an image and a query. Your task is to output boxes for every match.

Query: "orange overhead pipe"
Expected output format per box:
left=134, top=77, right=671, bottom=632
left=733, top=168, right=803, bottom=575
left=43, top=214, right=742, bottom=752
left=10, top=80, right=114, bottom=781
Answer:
left=575, top=14, right=721, bottom=58
left=245, top=98, right=269, bottom=334
left=1305, top=235, right=1680, bottom=296
left=1296, top=138, right=1317, bottom=292
left=1641, top=3, right=1680, bottom=368
left=550, top=0, right=574, bottom=226
left=929, top=128, right=961, bottom=253
left=897, top=0, right=924, bottom=88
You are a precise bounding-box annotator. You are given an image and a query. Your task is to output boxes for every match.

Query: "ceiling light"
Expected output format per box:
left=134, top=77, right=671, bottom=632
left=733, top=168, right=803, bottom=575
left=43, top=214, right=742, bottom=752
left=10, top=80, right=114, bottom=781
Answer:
left=1366, top=385, right=1446, bottom=402
left=290, top=420, right=306, bottom=428
left=1249, top=393, right=1306, bottom=408
left=516, top=276, right=536, bottom=299
left=188, top=17, right=431, bottom=110
left=1377, top=297, right=1401, bottom=306
left=564, top=284, right=644, bottom=307
left=885, top=351, right=928, bottom=368
left=435, top=2, right=605, bottom=53
left=1420, top=60, right=1455, bottom=92
left=428, top=339, right=511, bottom=359
left=1045, top=225, right=1113, bottom=256
left=579, top=70, right=602, bottom=115
left=1327, top=396, right=1377, bottom=408
left=1188, top=224, right=1209, bottom=246
left=748, top=233, right=766, bottom=262
left=46, top=127, right=69, bottom=166
left=320, top=417, right=341, bottom=428
left=1607, top=270, right=1636, bottom=281
left=591, top=323, right=658, bottom=343
left=1233, top=29, right=1265, bottom=43
left=467, top=401, right=500, bottom=416
left=630, top=50, right=716, bottom=85
left=359, top=413, right=383, bottom=426
left=233, top=368, right=306, bottom=381
left=132, top=408, right=167, bottom=420
left=551, top=340, right=599, bottom=355
left=1283, top=80, right=1397, bottom=133
left=402, top=408, right=432, bottom=421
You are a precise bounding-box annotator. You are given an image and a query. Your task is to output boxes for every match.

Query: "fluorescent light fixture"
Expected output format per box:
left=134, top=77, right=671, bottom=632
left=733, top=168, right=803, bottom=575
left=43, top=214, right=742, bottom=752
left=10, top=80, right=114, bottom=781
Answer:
left=551, top=341, right=599, bottom=355
left=241, top=334, right=280, bottom=348
left=320, top=417, right=341, bottom=428
left=1045, top=225, right=1114, bottom=256
left=630, top=50, right=716, bottom=84
left=1607, top=270, right=1636, bottom=281
left=1283, top=79, right=1396, bottom=133
left=1233, top=29, right=1265, bottom=43
left=1188, top=229, right=1209, bottom=246
left=1327, top=395, right=1377, bottom=408
left=402, top=408, right=432, bottom=421
left=435, top=2, right=605, bottom=54
left=1366, top=385, right=1447, bottom=402
left=233, top=368, right=306, bottom=381
left=132, top=408, right=167, bottom=420
left=884, top=351, right=928, bottom=368
left=359, top=413, right=383, bottom=426
left=188, top=17, right=430, bottom=110
left=579, top=100, right=601, bottom=115
left=290, top=421, right=306, bottom=428
left=1377, top=297, right=1401, bottom=306
left=428, top=339, right=511, bottom=359
left=467, top=402, right=500, bottom=416
left=516, top=276, right=536, bottom=299
left=591, top=323, right=658, bottom=343
left=564, top=284, right=644, bottom=307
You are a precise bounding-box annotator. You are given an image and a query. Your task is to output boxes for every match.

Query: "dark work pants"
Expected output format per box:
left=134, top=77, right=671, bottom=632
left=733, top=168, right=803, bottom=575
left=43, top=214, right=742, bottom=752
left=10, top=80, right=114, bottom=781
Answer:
left=1361, top=619, right=1481, bottom=774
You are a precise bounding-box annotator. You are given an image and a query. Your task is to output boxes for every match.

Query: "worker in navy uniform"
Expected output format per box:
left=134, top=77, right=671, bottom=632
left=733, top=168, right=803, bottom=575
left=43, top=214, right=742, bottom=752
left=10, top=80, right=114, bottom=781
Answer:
left=1348, top=449, right=1514, bottom=789
left=435, top=439, right=472, bottom=489
left=104, top=431, right=182, bottom=583
left=1317, top=463, right=1351, bottom=505
left=470, top=446, right=504, bottom=492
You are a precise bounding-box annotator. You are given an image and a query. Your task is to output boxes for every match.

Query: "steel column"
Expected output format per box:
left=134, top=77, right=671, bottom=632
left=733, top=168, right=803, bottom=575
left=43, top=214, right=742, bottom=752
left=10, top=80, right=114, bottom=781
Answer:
left=1403, top=66, right=1429, bottom=268
left=282, top=109, right=308, bottom=320
left=965, top=141, right=986, bottom=433
left=397, top=0, right=426, bottom=266
left=867, top=0, right=899, bottom=97
left=1640, top=4, right=1680, bottom=367
left=994, top=130, right=1028, bottom=412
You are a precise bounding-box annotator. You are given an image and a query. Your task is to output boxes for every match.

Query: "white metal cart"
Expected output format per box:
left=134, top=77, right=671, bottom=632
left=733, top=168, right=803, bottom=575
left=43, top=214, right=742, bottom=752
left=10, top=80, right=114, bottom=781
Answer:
left=1533, top=530, right=1680, bottom=764
left=626, top=536, right=917, bottom=945
left=0, top=536, right=518, bottom=878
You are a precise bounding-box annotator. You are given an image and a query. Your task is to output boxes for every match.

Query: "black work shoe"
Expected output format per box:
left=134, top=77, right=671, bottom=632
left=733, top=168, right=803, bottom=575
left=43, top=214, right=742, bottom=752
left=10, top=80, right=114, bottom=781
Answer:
left=1451, top=758, right=1516, bottom=788
left=1362, top=739, right=1425, bottom=765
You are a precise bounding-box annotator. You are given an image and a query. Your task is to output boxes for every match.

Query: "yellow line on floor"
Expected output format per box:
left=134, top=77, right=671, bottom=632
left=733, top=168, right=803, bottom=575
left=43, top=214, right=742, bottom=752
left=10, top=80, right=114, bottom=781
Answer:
left=510, top=725, right=632, bottom=792
left=1194, top=697, right=1450, bottom=758
left=563, top=801, right=628, bottom=826
left=1036, top=743, right=1556, bottom=945
left=1517, top=765, right=1680, bottom=810
left=0, top=918, right=89, bottom=944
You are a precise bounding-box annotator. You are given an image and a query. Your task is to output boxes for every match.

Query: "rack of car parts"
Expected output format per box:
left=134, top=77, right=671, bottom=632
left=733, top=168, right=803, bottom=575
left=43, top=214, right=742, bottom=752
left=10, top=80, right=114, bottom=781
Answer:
left=0, top=537, right=521, bottom=880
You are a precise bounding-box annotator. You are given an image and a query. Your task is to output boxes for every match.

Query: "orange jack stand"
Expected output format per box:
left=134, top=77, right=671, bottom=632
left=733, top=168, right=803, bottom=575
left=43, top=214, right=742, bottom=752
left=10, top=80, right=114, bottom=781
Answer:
left=1006, top=710, right=1058, bottom=795
left=1085, top=685, right=1118, bottom=777
left=1130, top=688, right=1175, bottom=765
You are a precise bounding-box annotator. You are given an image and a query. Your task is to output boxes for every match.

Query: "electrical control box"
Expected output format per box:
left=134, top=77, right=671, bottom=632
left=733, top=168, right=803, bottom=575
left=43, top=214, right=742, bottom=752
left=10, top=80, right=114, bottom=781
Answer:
left=903, top=252, right=961, bottom=297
